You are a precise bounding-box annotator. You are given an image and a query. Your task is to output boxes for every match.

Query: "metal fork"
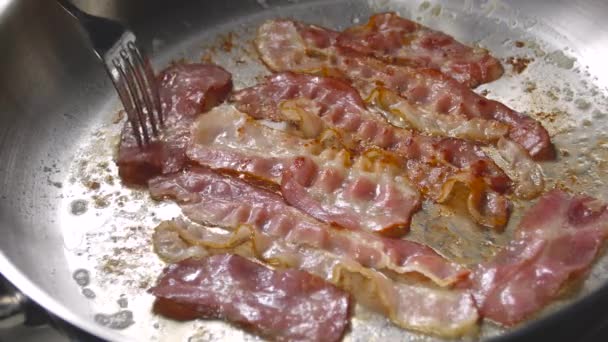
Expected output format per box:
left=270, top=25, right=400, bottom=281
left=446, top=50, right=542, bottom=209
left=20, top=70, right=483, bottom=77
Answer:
left=57, top=0, right=162, bottom=147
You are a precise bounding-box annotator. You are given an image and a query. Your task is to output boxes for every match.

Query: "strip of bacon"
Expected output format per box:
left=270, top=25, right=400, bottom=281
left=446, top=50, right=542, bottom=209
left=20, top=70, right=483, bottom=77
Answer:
left=153, top=220, right=480, bottom=337
left=232, top=72, right=512, bottom=229
left=148, top=167, right=468, bottom=287
left=255, top=19, right=554, bottom=161
left=347, top=58, right=553, bottom=161
left=187, top=105, right=420, bottom=236
left=117, top=63, right=232, bottom=185
left=367, top=88, right=508, bottom=143
left=149, top=254, right=350, bottom=342
left=468, top=189, right=608, bottom=325
left=370, top=91, right=545, bottom=199
left=336, top=12, right=504, bottom=88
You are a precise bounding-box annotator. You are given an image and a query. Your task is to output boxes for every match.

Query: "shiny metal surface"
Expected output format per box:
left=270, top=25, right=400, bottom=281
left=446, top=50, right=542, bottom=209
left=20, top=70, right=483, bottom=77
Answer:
left=1, top=0, right=608, bottom=341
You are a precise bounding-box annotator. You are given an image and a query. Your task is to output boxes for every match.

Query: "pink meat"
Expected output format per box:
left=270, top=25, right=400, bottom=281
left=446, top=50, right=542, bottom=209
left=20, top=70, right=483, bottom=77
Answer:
left=280, top=156, right=419, bottom=236
left=148, top=167, right=469, bottom=286
left=256, top=19, right=554, bottom=160
left=186, top=106, right=420, bottom=236
left=469, top=189, right=608, bottom=325
left=336, top=12, right=504, bottom=87
left=150, top=254, right=350, bottom=342
left=232, top=72, right=512, bottom=228
left=117, top=63, right=232, bottom=185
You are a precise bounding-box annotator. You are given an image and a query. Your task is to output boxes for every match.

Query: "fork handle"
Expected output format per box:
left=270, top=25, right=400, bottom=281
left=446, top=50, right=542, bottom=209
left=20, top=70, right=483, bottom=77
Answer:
left=55, top=0, right=128, bottom=54
left=56, top=0, right=91, bottom=21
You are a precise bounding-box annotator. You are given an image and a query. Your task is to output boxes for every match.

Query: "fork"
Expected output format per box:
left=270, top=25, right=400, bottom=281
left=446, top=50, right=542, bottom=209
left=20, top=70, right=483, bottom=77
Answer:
left=57, top=0, right=162, bottom=147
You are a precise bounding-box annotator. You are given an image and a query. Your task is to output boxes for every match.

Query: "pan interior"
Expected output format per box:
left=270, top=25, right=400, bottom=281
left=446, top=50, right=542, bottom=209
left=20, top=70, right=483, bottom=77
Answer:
left=2, top=0, right=608, bottom=341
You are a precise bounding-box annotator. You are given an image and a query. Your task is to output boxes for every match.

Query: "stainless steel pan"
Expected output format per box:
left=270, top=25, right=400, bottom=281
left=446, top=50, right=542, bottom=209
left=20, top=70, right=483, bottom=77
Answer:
left=2, top=0, right=608, bottom=341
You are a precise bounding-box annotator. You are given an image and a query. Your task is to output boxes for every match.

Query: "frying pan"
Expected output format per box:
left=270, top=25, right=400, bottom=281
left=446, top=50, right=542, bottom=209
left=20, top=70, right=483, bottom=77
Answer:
left=2, top=0, right=608, bottom=341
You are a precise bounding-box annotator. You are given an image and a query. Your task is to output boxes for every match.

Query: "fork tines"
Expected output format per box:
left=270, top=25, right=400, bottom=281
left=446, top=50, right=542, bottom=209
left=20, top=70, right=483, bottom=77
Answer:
left=108, top=40, right=162, bottom=147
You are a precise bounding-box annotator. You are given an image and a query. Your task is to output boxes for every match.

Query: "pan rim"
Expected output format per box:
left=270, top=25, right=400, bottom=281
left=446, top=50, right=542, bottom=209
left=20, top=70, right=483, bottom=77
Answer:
left=0, top=253, right=124, bottom=342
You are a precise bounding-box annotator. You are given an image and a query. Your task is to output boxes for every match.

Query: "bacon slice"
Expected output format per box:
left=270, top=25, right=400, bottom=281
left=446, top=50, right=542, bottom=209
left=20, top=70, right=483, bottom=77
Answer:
left=149, top=254, right=350, bottom=342
left=148, top=167, right=468, bottom=287
left=153, top=220, right=480, bottom=337
left=336, top=12, right=504, bottom=87
left=117, top=63, right=232, bottom=185
left=255, top=19, right=554, bottom=161
left=187, top=106, right=420, bottom=236
left=367, top=88, right=510, bottom=143
left=469, top=190, right=608, bottom=325
left=349, top=59, right=554, bottom=161
left=232, top=72, right=512, bottom=229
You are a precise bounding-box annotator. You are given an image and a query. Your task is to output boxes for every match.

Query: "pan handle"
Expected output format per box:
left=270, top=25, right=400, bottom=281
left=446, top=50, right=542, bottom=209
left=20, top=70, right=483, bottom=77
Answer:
left=0, top=275, right=99, bottom=340
left=0, top=293, right=27, bottom=329
left=0, top=280, right=27, bottom=329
